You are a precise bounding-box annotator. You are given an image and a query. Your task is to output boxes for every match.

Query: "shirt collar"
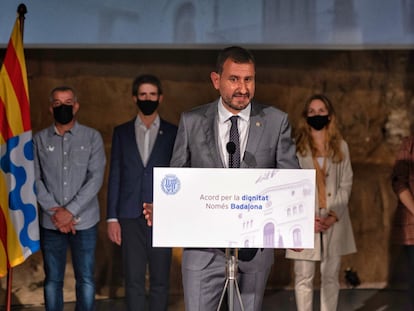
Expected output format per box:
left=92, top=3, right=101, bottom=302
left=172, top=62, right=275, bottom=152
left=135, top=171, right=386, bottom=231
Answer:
left=217, top=97, right=251, bottom=124
left=50, top=121, right=78, bottom=136
left=135, top=114, right=160, bottom=128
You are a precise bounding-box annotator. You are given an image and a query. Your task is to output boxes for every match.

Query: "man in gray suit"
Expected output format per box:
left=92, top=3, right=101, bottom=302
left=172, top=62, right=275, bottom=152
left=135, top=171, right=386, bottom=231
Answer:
left=145, top=46, right=299, bottom=310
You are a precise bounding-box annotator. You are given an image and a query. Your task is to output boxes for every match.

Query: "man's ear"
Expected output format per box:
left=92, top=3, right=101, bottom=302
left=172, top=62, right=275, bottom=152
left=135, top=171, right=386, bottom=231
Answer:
left=73, top=102, right=80, bottom=115
left=210, top=71, right=220, bottom=90
left=158, top=94, right=164, bottom=104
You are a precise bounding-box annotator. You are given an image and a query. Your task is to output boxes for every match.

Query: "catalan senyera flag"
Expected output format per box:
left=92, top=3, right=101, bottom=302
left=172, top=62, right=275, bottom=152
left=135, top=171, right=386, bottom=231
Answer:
left=0, top=13, right=40, bottom=277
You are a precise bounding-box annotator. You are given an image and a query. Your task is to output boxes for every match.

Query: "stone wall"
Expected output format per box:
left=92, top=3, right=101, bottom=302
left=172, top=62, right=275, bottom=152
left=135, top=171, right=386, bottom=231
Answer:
left=1, top=48, right=413, bottom=305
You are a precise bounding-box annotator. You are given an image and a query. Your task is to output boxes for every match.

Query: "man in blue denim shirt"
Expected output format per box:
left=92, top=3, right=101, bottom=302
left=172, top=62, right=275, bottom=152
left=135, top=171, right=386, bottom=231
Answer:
left=33, top=86, right=106, bottom=311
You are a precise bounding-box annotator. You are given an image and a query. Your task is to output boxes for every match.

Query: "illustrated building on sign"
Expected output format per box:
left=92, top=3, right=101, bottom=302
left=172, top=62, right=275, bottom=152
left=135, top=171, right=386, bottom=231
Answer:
left=237, top=179, right=314, bottom=249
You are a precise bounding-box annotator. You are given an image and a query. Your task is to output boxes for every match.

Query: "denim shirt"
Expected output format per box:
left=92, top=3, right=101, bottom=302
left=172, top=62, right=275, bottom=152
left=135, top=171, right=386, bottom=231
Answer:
left=33, top=121, right=106, bottom=230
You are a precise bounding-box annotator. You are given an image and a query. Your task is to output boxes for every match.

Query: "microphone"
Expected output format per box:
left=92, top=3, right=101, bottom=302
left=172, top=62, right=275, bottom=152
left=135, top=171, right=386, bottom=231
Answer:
left=226, top=141, right=236, bottom=155
left=226, top=142, right=236, bottom=168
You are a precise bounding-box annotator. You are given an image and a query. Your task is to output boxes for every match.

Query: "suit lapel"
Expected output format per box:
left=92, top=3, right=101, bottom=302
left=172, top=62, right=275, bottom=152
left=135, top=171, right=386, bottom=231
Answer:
left=324, top=155, right=332, bottom=174
left=302, top=152, right=331, bottom=173
left=301, top=154, right=314, bottom=169
left=126, top=119, right=144, bottom=167
left=147, top=120, right=167, bottom=165
left=202, top=102, right=225, bottom=167
left=242, top=104, right=265, bottom=168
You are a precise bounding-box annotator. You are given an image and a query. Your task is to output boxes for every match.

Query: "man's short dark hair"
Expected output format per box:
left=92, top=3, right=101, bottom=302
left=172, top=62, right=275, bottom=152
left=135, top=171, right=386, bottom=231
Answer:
left=215, top=46, right=256, bottom=74
left=49, top=86, right=78, bottom=102
left=132, top=74, right=163, bottom=96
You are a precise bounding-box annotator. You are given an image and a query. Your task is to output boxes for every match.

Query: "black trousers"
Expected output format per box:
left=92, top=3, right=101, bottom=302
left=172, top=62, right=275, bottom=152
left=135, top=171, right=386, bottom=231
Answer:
left=120, top=217, right=172, bottom=311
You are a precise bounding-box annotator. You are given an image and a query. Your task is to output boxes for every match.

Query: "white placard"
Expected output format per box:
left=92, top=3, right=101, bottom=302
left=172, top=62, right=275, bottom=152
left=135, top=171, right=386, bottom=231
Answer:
left=153, top=168, right=315, bottom=249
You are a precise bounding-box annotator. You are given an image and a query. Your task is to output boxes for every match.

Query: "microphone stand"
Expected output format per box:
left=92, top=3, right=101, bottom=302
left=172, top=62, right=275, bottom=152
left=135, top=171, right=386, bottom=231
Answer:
left=217, top=141, right=244, bottom=311
left=217, top=248, right=245, bottom=311
left=217, top=142, right=244, bottom=310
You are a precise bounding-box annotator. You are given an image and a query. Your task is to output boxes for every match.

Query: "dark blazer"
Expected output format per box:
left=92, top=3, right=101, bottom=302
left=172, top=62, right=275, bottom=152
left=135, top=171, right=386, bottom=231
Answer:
left=107, top=118, right=177, bottom=219
left=170, top=99, right=300, bottom=273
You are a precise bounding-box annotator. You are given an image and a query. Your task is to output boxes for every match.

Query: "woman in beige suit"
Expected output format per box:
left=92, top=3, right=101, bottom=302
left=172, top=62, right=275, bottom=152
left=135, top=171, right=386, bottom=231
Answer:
left=286, top=94, right=356, bottom=311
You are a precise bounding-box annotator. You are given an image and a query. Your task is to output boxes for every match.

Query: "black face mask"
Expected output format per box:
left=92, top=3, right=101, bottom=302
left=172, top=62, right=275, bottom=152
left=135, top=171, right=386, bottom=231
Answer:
left=136, top=99, right=159, bottom=116
left=53, top=104, right=74, bottom=125
left=306, top=115, right=330, bottom=131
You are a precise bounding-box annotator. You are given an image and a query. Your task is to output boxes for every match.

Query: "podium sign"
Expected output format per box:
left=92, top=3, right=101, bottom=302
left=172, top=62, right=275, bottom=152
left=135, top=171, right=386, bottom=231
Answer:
left=153, top=168, right=315, bottom=249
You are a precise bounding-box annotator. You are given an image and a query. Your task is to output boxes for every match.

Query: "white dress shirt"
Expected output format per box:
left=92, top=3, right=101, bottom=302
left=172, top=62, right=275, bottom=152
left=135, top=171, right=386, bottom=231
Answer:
left=217, top=98, right=251, bottom=168
left=135, top=114, right=160, bottom=167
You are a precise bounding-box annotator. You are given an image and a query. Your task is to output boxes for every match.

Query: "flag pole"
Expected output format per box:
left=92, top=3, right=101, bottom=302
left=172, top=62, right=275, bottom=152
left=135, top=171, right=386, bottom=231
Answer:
left=5, top=267, right=12, bottom=311
left=18, top=4, right=27, bottom=39
left=5, top=6, right=28, bottom=311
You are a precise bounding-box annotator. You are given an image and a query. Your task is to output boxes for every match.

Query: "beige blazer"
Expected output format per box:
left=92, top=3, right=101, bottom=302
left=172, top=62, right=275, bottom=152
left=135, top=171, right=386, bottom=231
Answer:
left=286, top=140, right=356, bottom=261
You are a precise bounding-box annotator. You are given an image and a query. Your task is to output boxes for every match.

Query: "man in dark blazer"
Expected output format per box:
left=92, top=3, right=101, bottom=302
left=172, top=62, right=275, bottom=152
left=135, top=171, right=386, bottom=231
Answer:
left=166, top=46, right=299, bottom=311
left=107, top=74, right=177, bottom=311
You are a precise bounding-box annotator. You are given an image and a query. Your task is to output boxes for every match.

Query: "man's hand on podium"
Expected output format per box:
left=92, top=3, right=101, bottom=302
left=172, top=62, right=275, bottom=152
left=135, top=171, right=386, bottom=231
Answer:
left=143, top=203, right=153, bottom=227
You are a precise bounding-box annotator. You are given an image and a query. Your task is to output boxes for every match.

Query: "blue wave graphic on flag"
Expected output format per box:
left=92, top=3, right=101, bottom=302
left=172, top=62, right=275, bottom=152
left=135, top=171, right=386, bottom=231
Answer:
left=0, top=135, right=39, bottom=251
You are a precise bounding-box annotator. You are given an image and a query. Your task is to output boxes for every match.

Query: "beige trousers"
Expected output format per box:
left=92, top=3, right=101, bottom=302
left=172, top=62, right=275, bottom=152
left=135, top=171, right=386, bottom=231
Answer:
left=293, top=255, right=341, bottom=311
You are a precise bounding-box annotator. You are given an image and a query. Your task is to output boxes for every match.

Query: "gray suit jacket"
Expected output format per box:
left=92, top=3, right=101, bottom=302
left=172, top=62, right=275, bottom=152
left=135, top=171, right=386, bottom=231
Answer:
left=170, top=99, right=300, bottom=273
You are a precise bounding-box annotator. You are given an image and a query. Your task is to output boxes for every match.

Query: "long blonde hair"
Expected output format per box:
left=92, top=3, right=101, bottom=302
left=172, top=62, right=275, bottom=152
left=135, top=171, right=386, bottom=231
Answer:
left=295, top=94, right=344, bottom=163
